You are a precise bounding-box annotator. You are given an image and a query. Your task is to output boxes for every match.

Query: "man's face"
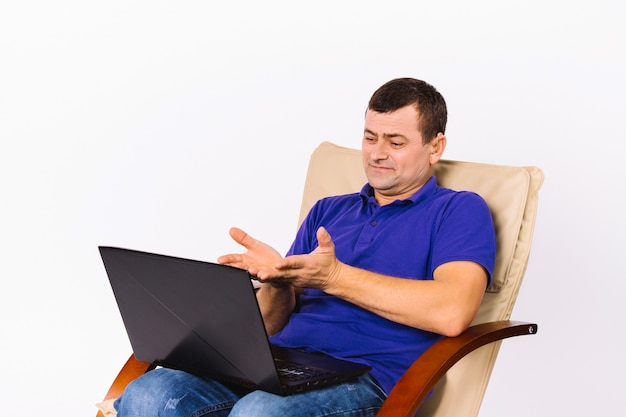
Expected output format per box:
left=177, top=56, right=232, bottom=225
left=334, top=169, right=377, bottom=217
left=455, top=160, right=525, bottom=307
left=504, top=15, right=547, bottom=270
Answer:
left=362, top=105, right=441, bottom=205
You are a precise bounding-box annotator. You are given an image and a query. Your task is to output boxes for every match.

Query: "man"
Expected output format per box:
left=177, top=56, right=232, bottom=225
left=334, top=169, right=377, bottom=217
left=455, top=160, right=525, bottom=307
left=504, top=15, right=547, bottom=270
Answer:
left=114, top=78, right=496, bottom=417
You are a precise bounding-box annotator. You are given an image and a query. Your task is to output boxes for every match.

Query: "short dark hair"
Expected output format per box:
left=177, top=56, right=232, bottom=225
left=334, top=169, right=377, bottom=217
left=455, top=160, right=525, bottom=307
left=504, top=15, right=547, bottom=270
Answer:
left=368, top=78, right=447, bottom=143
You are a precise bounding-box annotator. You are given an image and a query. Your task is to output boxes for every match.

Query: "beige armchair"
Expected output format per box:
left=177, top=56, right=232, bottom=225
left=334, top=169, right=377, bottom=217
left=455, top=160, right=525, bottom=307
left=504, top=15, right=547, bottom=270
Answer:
left=97, top=141, right=544, bottom=417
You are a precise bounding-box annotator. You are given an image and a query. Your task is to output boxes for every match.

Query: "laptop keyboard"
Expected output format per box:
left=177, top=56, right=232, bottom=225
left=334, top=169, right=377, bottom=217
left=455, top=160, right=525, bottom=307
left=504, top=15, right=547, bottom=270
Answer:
left=274, top=359, right=333, bottom=382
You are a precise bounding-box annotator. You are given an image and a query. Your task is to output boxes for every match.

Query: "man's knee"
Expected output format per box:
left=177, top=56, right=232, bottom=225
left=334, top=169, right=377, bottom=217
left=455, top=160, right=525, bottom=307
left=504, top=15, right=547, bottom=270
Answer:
left=115, top=368, right=183, bottom=415
left=116, top=368, right=237, bottom=417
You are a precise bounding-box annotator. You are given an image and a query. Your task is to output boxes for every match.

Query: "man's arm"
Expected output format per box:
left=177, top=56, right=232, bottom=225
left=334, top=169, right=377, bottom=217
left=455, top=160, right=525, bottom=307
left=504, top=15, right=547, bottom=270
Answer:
left=255, top=283, right=296, bottom=336
left=253, top=227, right=488, bottom=337
left=323, top=260, right=486, bottom=337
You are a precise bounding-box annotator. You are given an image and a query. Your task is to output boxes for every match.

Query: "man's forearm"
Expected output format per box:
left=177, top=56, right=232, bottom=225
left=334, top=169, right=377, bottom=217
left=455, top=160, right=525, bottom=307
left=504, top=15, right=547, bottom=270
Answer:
left=256, top=283, right=297, bottom=336
left=325, top=261, right=487, bottom=337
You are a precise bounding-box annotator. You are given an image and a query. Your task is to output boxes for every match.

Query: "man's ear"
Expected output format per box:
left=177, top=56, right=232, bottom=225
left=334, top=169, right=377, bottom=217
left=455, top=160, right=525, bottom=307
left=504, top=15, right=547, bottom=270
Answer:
left=429, top=133, right=447, bottom=164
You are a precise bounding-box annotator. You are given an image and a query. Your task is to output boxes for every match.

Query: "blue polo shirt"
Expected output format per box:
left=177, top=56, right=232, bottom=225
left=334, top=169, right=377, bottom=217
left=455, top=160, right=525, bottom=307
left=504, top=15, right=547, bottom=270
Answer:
left=269, top=176, right=496, bottom=394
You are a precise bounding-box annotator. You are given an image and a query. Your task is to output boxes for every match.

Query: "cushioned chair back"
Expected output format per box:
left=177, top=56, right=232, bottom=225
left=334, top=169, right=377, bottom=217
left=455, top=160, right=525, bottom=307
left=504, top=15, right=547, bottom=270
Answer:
left=298, top=142, right=543, bottom=417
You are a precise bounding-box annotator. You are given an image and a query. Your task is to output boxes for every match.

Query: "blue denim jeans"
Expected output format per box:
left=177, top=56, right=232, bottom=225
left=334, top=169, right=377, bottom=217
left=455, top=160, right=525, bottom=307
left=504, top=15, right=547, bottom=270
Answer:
left=114, top=368, right=387, bottom=417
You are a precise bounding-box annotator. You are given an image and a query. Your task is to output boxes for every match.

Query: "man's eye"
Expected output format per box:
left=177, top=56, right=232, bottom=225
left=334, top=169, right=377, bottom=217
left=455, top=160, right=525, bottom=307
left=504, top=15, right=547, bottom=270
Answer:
left=391, top=142, right=404, bottom=148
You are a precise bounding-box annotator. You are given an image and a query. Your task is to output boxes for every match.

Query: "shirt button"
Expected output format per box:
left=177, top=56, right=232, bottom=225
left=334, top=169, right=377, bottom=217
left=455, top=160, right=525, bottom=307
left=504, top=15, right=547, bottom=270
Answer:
left=370, top=221, right=377, bottom=226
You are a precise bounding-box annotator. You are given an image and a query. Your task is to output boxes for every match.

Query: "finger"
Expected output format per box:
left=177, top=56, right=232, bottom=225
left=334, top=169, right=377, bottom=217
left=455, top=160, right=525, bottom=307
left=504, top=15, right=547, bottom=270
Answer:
left=217, top=254, right=237, bottom=264
left=217, top=256, right=247, bottom=270
left=316, top=226, right=334, bottom=252
left=229, top=227, right=257, bottom=249
left=221, top=263, right=249, bottom=272
left=273, top=255, right=304, bottom=271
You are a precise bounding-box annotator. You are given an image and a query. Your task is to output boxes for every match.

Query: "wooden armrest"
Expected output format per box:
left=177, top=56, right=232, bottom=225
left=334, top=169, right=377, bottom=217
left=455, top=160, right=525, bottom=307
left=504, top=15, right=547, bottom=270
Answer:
left=376, top=320, right=538, bottom=417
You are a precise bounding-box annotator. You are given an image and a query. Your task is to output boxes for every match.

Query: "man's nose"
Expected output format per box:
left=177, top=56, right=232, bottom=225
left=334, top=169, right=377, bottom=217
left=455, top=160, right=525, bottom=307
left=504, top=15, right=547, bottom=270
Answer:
left=370, top=141, right=388, bottom=160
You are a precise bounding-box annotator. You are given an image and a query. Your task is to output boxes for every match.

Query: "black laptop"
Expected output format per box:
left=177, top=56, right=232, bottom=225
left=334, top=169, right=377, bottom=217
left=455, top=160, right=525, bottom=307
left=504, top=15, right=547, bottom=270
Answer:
left=99, top=246, right=371, bottom=395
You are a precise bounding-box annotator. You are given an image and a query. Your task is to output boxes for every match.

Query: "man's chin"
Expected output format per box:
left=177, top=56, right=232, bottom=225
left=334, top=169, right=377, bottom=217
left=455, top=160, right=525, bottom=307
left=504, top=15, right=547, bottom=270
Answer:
left=366, top=171, right=391, bottom=184
left=367, top=180, right=395, bottom=193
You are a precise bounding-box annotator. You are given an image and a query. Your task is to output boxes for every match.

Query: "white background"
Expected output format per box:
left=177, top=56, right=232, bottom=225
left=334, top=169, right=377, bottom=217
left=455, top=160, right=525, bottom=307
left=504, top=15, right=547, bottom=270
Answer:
left=1, top=1, right=624, bottom=416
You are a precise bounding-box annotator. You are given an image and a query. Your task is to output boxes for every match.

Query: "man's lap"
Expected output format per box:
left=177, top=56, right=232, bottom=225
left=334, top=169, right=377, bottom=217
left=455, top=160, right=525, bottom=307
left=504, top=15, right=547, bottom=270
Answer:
left=114, top=367, right=386, bottom=417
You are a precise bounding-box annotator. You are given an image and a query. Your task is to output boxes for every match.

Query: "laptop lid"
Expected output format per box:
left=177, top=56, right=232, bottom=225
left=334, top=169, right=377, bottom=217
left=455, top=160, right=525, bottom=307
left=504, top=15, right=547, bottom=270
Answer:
left=99, top=246, right=370, bottom=395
